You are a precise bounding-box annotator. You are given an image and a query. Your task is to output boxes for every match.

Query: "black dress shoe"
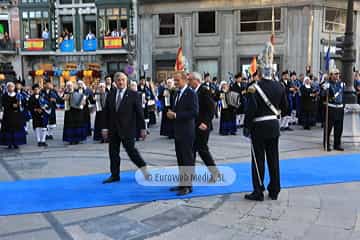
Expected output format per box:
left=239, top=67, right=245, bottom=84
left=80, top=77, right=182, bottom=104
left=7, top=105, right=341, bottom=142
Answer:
left=326, top=147, right=332, bottom=152
left=13, top=145, right=19, bottom=149
left=244, top=192, right=264, bottom=201
left=170, top=186, right=181, bottom=192
left=38, top=142, right=42, bottom=147
left=269, top=193, right=279, bottom=200
left=102, top=176, right=120, bottom=184
left=42, top=142, right=48, bottom=147
left=334, top=146, right=344, bottom=151
left=177, top=187, right=193, bottom=196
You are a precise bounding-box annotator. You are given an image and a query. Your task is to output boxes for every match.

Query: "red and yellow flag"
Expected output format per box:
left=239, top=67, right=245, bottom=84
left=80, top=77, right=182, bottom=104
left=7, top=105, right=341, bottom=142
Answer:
left=270, top=6, right=275, bottom=45
left=175, top=47, right=184, bottom=71
left=175, top=28, right=185, bottom=71
left=249, top=57, right=257, bottom=75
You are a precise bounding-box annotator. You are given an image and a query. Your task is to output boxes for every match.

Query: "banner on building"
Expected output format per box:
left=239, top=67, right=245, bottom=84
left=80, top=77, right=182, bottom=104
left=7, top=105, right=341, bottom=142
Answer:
left=104, top=37, right=122, bottom=49
left=60, top=39, right=75, bottom=52
left=24, top=39, right=44, bottom=50
left=83, top=39, right=97, bottom=51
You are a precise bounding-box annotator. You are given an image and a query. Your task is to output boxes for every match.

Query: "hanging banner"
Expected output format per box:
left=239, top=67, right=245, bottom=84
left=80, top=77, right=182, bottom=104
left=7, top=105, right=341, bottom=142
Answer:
left=83, top=39, right=97, bottom=51
left=104, top=36, right=122, bottom=49
left=24, top=39, right=44, bottom=50
left=60, top=39, right=75, bottom=52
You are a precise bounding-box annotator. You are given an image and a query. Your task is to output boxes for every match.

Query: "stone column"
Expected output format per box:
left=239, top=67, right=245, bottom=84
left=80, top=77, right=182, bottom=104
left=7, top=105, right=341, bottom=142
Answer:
left=220, top=11, right=235, bottom=81
left=182, top=15, right=193, bottom=72
left=139, top=14, right=153, bottom=78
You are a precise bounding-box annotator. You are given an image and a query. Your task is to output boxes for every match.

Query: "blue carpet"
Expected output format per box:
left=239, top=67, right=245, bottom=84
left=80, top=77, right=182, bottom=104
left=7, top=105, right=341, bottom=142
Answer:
left=0, top=154, right=360, bottom=216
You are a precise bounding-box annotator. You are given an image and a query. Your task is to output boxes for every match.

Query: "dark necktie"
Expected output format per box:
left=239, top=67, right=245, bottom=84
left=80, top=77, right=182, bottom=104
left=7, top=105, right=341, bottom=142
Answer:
left=116, top=89, right=122, bottom=111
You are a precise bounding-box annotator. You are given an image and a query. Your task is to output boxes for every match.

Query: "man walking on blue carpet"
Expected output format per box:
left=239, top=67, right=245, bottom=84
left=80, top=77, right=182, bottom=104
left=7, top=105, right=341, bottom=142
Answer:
left=166, top=71, right=199, bottom=196
left=243, top=42, right=288, bottom=201
left=102, top=72, right=150, bottom=184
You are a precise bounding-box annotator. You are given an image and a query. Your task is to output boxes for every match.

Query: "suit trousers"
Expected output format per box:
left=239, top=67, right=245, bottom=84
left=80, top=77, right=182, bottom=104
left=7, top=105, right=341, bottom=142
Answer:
left=109, top=132, right=146, bottom=177
left=193, top=129, right=216, bottom=166
left=175, top=138, right=195, bottom=187
left=251, top=136, right=280, bottom=195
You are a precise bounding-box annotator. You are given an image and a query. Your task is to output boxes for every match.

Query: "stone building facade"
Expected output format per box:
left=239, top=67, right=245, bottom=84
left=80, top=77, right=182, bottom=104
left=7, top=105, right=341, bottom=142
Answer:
left=138, top=0, right=360, bottom=82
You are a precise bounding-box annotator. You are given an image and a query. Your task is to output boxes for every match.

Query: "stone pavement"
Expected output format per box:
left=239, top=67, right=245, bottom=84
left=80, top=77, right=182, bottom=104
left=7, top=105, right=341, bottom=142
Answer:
left=0, top=110, right=359, bottom=240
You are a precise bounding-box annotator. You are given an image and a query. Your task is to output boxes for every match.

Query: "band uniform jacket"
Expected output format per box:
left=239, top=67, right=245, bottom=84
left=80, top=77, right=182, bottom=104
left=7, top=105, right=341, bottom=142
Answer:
left=244, top=79, right=288, bottom=139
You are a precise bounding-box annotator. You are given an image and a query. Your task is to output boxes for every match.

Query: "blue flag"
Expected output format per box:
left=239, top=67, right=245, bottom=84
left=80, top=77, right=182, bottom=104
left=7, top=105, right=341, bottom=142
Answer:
left=325, top=46, right=331, bottom=72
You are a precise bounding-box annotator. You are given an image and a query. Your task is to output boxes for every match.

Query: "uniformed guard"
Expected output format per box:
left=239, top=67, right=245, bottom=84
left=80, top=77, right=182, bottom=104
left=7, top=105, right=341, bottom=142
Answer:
left=243, top=42, right=288, bottom=201
left=322, top=68, right=345, bottom=152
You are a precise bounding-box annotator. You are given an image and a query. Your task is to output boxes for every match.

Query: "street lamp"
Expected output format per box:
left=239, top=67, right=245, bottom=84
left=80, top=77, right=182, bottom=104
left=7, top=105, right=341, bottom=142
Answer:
left=342, top=0, right=356, bottom=103
left=342, top=0, right=360, bottom=144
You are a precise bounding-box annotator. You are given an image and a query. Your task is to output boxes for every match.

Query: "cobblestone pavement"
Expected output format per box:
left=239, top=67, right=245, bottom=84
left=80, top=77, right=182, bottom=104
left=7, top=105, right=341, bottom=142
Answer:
left=0, top=111, right=359, bottom=240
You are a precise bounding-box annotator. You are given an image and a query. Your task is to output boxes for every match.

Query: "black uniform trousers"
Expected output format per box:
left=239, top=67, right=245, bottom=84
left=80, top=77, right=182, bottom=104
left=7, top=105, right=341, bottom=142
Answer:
left=325, top=107, right=344, bottom=148
left=251, top=136, right=280, bottom=195
left=175, top=138, right=195, bottom=187
left=109, top=131, right=146, bottom=177
left=193, top=129, right=216, bottom=166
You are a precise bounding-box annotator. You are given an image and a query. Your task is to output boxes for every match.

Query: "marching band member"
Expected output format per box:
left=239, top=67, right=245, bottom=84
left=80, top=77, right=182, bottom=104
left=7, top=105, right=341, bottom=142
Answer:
left=15, top=80, right=31, bottom=133
left=41, top=80, right=60, bottom=140
left=29, top=84, right=50, bottom=147
left=322, top=69, right=345, bottom=152
left=243, top=42, right=288, bottom=201
left=62, top=81, right=88, bottom=145
left=230, top=73, right=246, bottom=128
left=0, top=82, right=27, bottom=149
left=77, top=80, right=95, bottom=137
left=280, top=71, right=295, bottom=131
left=159, top=78, right=176, bottom=138
left=300, top=77, right=317, bottom=130
left=217, top=81, right=237, bottom=136
left=93, top=82, right=108, bottom=143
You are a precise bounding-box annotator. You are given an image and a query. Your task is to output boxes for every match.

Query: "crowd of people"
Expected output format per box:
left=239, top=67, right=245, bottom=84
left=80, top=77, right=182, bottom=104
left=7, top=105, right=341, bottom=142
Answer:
left=0, top=62, right=358, bottom=198
left=1, top=67, right=359, bottom=149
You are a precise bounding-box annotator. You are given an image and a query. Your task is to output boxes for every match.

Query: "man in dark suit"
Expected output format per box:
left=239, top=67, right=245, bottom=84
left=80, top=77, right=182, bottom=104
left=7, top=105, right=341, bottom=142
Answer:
left=102, top=72, right=149, bottom=184
left=167, top=71, right=199, bottom=196
left=188, top=72, right=219, bottom=181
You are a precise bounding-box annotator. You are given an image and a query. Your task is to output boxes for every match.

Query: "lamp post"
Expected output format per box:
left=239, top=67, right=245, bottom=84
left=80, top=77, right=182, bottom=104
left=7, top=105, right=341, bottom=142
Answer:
left=342, top=0, right=360, bottom=145
left=342, top=0, right=356, bottom=103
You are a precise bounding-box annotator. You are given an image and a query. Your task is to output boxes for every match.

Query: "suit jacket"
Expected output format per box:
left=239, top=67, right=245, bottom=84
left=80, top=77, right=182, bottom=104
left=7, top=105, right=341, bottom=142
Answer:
left=196, top=84, right=215, bottom=130
left=244, top=79, right=288, bottom=139
left=173, top=86, right=199, bottom=141
left=104, top=88, right=145, bottom=138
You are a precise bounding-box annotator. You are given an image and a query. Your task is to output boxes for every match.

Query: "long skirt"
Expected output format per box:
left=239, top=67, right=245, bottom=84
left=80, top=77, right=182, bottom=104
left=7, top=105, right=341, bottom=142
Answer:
left=160, top=110, right=174, bottom=138
left=219, top=108, right=237, bottom=135
left=63, top=108, right=88, bottom=143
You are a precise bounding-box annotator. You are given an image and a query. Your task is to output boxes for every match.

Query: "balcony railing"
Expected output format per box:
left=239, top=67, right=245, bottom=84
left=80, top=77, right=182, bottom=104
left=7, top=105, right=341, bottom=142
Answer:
left=0, top=40, right=16, bottom=52
left=0, top=0, right=11, bottom=5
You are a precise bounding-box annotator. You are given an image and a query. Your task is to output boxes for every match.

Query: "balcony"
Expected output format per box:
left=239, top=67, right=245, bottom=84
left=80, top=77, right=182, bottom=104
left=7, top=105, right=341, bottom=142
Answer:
left=0, top=40, right=16, bottom=54
left=0, top=0, right=11, bottom=5
left=19, top=36, right=130, bottom=55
